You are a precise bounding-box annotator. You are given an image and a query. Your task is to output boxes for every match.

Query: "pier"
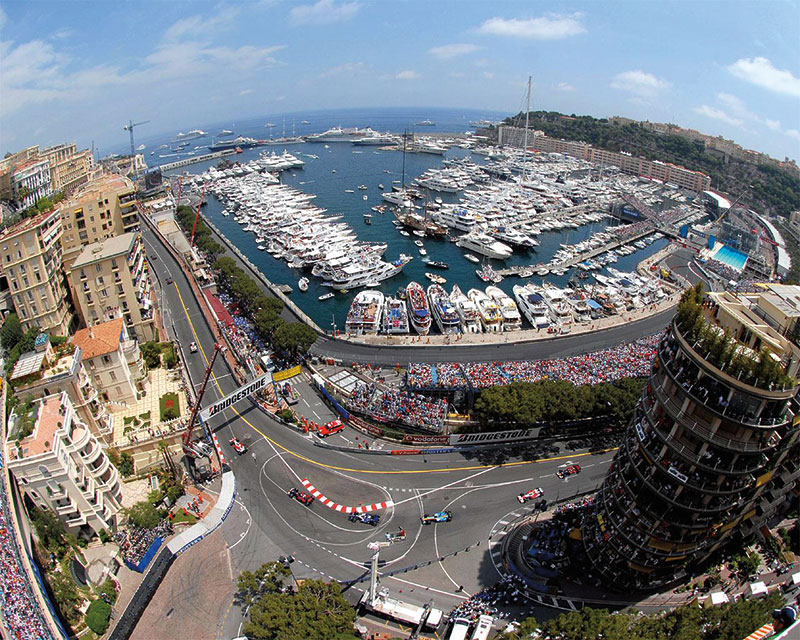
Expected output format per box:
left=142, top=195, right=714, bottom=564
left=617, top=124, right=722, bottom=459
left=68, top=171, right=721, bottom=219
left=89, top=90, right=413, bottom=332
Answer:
left=160, top=149, right=236, bottom=171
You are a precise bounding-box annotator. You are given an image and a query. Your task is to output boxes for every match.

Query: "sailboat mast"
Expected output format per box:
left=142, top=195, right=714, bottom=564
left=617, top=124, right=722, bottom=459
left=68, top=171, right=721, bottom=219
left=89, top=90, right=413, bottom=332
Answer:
left=523, top=75, right=531, bottom=181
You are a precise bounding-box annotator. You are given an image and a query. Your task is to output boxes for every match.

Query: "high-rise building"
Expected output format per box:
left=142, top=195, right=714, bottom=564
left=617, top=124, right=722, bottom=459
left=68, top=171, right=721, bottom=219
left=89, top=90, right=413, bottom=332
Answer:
left=58, top=173, right=138, bottom=268
left=583, top=288, right=800, bottom=591
left=0, top=209, right=73, bottom=335
left=67, top=232, right=156, bottom=342
left=5, top=391, right=122, bottom=537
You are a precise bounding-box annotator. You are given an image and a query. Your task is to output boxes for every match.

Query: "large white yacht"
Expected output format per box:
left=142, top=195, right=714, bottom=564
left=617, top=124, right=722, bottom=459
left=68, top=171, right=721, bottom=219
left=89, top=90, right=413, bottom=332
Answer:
left=345, top=290, right=384, bottom=335
left=450, top=285, right=482, bottom=333
left=321, top=255, right=412, bottom=291
left=381, top=297, right=409, bottom=334
left=486, top=286, right=522, bottom=331
left=512, top=284, right=550, bottom=329
left=406, top=281, right=432, bottom=335
left=431, top=206, right=479, bottom=232
left=306, top=126, right=368, bottom=142
left=488, top=226, right=539, bottom=249
left=542, top=287, right=574, bottom=333
left=456, top=233, right=513, bottom=260
left=427, top=284, right=461, bottom=335
left=468, top=288, right=503, bottom=332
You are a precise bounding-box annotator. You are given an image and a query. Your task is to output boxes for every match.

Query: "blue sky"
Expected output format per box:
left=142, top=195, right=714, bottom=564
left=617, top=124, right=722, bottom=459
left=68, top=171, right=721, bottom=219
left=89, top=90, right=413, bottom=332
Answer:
left=1, top=0, right=798, bottom=161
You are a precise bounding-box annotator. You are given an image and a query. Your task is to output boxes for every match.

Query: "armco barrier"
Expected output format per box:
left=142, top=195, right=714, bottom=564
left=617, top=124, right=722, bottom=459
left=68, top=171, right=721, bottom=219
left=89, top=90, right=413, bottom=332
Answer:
left=390, top=449, right=422, bottom=455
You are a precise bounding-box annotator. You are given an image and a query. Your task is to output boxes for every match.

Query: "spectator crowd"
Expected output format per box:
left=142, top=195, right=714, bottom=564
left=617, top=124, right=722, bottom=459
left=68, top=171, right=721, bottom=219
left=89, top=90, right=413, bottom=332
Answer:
left=346, top=382, right=448, bottom=432
left=114, top=519, right=174, bottom=566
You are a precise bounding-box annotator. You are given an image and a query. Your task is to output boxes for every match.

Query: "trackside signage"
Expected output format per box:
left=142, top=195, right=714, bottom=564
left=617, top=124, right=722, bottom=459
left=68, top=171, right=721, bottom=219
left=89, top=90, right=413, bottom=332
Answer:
left=449, top=428, right=540, bottom=445
left=199, top=376, right=269, bottom=421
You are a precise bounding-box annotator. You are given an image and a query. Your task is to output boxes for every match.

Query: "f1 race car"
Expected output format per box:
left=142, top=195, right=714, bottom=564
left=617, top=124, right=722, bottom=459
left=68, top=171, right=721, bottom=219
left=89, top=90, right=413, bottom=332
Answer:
left=517, top=488, right=544, bottom=503
left=287, top=487, right=314, bottom=506
left=557, top=464, right=582, bottom=479
left=421, top=511, right=453, bottom=525
left=348, top=512, right=380, bottom=526
left=229, top=437, right=247, bottom=455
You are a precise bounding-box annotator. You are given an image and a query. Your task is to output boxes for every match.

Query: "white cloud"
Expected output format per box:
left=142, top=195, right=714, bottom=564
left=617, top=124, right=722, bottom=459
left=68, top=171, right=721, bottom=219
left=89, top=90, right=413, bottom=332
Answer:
left=318, top=61, right=366, bottom=79
left=239, top=88, right=254, bottom=96
left=478, top=14, right=586, bottom=40
left=693, top=105, right=744, bottom=127
left=396, top=70, right=420, bottom=80
left=428, top=43, right=481, bottom=59
left=728, top=57, right=800, bottom=98
left=290, top=0, right=360, bottom=25
left=786, top=129, right=800, bottom=143
left=610, top=70, right=670, bottom=97
left=554, top=82, right=575, bottom=92
left=765, top=119, right=781, bottom=131
left=164, top=7, right=239, bottom=41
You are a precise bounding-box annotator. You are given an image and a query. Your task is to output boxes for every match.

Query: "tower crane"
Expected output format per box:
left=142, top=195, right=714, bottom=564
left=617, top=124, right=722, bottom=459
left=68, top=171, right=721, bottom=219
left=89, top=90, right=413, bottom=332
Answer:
left=123, top=119, right=150, bottom=181
left=182, top=343, right=224, bottom=471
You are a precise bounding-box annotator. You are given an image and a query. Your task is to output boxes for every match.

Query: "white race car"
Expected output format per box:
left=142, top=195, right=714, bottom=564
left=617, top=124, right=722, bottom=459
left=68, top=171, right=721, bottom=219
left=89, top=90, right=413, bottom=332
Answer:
left=517, top=488, right=544, bottom=504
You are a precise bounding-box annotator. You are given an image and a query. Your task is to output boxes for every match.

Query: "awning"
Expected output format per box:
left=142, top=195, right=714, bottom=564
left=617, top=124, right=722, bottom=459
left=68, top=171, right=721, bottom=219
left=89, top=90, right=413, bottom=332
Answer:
left=749, top=581, right=768, bottom=596
left=204, top=290, right=234, bottom=328
left=587, top=299, right=602, bottom=310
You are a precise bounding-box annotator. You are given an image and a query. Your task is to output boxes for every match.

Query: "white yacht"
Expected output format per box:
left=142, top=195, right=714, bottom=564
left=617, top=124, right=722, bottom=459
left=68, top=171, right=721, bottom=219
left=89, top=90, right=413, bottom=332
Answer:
left=513, top=284, right=550, bottom=329
left=345, top=290, right=384, bottom=335
left=456, top=234, right=513, bottom=260
left=488, top=226, right=539, bottom=249
left=321, top=255, right=412, bottom=291
left=450, top=285, right=482, bottom=334
left=381, top=297, right=409, bottom=334
left=427, top=284, right=461, bottom=335
left=431, top=207, right=478, bottom=232
left=486, top=286, right=522, bottom=331
left=468, top=288, right=503, bottom=332
left=406, top=281, right=432, bottom=335
left=542, top=287, right=574, bottom=333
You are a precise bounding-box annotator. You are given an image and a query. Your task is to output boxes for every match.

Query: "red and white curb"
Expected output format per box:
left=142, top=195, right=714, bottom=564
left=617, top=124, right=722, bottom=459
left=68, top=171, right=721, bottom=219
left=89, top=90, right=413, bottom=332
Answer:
left=300, top=479, right=393, bottom=514
left=212, top=433, right=227, bottom=466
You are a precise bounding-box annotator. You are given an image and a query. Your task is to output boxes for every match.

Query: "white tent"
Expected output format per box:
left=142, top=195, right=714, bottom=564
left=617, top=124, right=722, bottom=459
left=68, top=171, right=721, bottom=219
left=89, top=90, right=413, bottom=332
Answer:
left=749, top=581, right=768, bottom=597
left=709, top=592, right=729, bottom=605
left=791, top=572, right=800, bottom=586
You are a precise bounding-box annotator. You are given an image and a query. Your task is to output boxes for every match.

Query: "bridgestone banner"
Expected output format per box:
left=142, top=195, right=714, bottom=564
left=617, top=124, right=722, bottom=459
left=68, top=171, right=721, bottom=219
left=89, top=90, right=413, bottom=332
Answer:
left=449, top=428, right=540, bottom=445
left=199, top=376, right=269, bottom=421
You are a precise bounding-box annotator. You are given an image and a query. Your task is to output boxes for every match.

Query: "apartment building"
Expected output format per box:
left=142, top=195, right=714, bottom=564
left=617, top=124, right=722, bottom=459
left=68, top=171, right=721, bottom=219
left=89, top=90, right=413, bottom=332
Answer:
left=0, top=209, right=73, bottom=335
left=10, top=336, right=112, bottom=437
left=5, top=391, right=122, bottom=537
left=58, top=173, right=138, bottom=268
left=40, top=143, right=93, bottom=194
left=72, top=317, right=145, bottom=405
left=11, top=158, right=53, bottom=209
left=0, top=146, right=40, bottom=201
left=68, top=232, right=156, bottom=342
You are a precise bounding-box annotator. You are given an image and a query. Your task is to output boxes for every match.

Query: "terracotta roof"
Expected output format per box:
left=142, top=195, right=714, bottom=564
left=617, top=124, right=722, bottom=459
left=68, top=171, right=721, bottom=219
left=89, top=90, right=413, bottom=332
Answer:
left=72, top=318, right=124, bottom=359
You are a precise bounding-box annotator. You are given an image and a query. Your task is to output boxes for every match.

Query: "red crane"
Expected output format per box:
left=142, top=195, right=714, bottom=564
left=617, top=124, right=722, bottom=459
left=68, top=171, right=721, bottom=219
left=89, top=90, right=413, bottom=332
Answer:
left=189, top=182, right=207, bottom=247
left=182, top=343, right=223, bottom=459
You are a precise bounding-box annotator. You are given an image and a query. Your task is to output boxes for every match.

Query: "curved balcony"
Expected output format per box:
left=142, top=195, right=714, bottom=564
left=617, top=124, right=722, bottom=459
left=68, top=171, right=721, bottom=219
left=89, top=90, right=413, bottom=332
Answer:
left=79, top=440, right=102, bottom=464
left=98, top=463, right=119, bottom=489
left=87, top=452, right=110, bottom=477
left=66, top=424, right=90, bottom=450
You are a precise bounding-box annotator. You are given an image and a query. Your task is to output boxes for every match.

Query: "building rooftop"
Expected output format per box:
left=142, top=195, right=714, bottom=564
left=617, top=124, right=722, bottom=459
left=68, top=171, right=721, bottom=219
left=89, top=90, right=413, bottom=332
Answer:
left=10, top=351, right=46, bottom=380
left=0, top=207, right=58, bottom=239
left=72, top=318, right=124, bottom=359
left=9, top=394, right=63, bottom=457
left=68, top=173, right=133, bottom=203
left=71, top=232, right=136, bottom=268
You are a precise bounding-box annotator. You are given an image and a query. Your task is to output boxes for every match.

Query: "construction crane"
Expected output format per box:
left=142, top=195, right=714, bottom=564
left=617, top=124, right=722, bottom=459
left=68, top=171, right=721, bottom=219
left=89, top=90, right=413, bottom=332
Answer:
left=182, top=343, right=223, bottom=465
left=123, top=119, right=150, bottom=181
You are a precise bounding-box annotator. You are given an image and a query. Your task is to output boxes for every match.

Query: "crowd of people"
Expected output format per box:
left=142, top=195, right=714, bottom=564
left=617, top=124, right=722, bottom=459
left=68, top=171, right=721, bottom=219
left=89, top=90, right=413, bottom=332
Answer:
left=448, top=574, right=528, bottom=623
left=0, top=457, right=54, bottom=640
left=346, top=382, right=448, bottom=432
left=407, top=335, right=661, bottom=391
left=113, top=519, right=173, bottom=566
left=705, top=258, right=742, bottom=283
left=216, top=292, right=269, bottom=375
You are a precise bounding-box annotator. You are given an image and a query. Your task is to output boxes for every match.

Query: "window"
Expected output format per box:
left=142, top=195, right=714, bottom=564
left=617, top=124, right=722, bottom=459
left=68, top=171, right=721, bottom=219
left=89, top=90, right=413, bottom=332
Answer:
left=111, top=259, right=117, bottom=269
left=109, top=371, right=116, bottom=381
left=39, top=465, right=51, bottom=478
left=95, top=264, right=102, bottom=273
left=102, top=355, right=111, bottom=364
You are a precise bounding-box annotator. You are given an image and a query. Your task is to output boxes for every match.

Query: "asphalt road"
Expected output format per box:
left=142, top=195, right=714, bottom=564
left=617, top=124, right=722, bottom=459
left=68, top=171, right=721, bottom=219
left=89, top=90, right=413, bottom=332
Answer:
left=141, top=221, right=619, bottom=638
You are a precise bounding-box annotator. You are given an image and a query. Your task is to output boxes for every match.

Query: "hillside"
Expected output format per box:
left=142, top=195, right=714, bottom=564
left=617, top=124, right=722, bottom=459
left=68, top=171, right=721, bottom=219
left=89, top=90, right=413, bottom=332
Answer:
left=505, top=112, right=800, bottom=217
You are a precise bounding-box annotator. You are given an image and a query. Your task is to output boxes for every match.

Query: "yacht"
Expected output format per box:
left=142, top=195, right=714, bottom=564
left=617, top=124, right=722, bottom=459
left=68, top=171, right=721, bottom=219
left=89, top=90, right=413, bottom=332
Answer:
left=217, top=129, right=235, bottom=137
left=306, top=127, right=369, bottom=142
left=431, top=207, right=478, bottom=232
left=353, top=134, right=397, bottom=146
left=381, top=297, right=410, bottom=334
left=416, top=120, right=435, bottom=126
left=321, top=255, right=412, bottom=291
left=427, top=284, right=461, bottom=335
left=456, top=234, right=513, bottom=260
left=345, top=290, right=384, bottom=335
left=450, top=285, right=482, bottom=334
left=512, top=284, right=550, bottom=329
left=173, top=129, right=206, bottom=141
left=542, top=287, right=574, bottom=333
left=406, top=281, right=431, bottom=335
left=468, top=288, right=503, bottom=332
left=486, top=286, right=522, bottom=331
left=488, top=226, right=539, bottom=249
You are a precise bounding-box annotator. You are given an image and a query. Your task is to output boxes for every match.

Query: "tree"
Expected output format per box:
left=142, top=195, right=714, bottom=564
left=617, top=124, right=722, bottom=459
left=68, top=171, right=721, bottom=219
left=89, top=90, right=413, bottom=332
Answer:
left=85, top=598, right=112, bottom=634
left=243, top=578, right=356, bottom=640
left=50, top=571, right=81, bottom=624
left=0, top=313, right=23, bottom=351
left=141, top=341, right=162, bottom=368
left=126, top=500, right=161, bottom=529
left=236, top=560, right=292, bottom=606
left=29, top=504, right=69, bottom=557
left=272, top=322, right=318, bottom=356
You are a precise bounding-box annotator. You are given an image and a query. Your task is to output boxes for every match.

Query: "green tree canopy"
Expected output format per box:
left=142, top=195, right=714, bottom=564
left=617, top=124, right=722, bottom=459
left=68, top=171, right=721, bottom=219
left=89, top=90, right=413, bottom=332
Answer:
left=236, top=560, right=293, bottom=606
left=85, top=598, right=112, bottom=634
left=1, top=313, right=23, bottom=350
left=272, top=322, right=318, bottom=356
left=126, top=500, right=161, bottom=529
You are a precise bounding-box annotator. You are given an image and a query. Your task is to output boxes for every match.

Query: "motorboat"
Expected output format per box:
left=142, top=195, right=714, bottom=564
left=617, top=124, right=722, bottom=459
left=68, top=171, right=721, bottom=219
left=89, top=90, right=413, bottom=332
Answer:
left=450, top=285, right=482, bottom=334
left=426, top=260, right=449, bottom=269
left=381, top=297, right=409, bottom=334
left=431, top=207, right=478, bottom=232
left=427, top=284, right=461, bottom=334
left=318, top=292, right=335, bottom=301
left=345, top=290, right=384, bottom=335
left=486, top=286, right=522, bottom=331
left=513, top=284, right=550, bottom=329
left=425, top=272, right=446, bottom=284
left=298, top=277, right=309, bottom=292
left=468, top=288, right=503, bottom=332
left=406, top=281, right=431, bottom=335
left=456, top=234, right=513, bottom=260
left=464, top=253, right=480, bottom=263
left=542, top=287, right=575, bottom=333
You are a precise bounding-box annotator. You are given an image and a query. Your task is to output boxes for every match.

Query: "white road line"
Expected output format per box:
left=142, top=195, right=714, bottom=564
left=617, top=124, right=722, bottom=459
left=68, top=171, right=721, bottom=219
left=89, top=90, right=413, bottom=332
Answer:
left=387, top=575, right=470, bottom=600
left=391, top=466, right=498, bottom=507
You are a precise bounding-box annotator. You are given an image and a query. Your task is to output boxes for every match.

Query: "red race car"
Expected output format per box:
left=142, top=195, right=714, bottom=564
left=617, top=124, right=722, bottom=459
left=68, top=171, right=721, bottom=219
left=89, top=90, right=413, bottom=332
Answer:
left=229, top=437, right=247, bottom=455
left=517, top=488, right=544, bottom=503
left=288, top=487, right=314, bottom=506
left=557, top=464, right=582, bottom=479
left=318, top=419, right=345, bottom=438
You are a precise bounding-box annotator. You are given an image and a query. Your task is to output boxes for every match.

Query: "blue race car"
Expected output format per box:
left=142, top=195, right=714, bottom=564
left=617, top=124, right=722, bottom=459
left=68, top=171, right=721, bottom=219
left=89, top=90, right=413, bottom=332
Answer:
left=348, top=512, right=380, bottom=527
left=421, top=511, right=453, bottom=525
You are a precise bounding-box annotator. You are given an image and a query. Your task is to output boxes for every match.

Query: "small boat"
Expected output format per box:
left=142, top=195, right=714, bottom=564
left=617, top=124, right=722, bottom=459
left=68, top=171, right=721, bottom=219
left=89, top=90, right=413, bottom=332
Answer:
left=419, top=248, right=427, bottom=256
left=426, top=260, right=449, bottom=269
left=257, top=244, right=266, bottom=251
left=412, top=229, right=426, bottom=237
left=362, top=195, right=368, bottom=201
left=345, top=189, right=355, bottom=193
left=318, top=292, right=334, bottom=300
left=425, top=272, right=446, bottom=284
left=400, top=230, right=410, bottom=237
left=332, top=169, right=337, bottom=173
left=414, top=240, right=424, bottom=247
left=222, top=210, right=230, bottom=217
left=364, top=213, right=372, bottom=225
left=464, top=253, right=480, bottom=263
left=358, top=184, right=368, bottom=190
left=298, top=277, right=309, bottom=292
left=378, top=183, right=384, bottom=189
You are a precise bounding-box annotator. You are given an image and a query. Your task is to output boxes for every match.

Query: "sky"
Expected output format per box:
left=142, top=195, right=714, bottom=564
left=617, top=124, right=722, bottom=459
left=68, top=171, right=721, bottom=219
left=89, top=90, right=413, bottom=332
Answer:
left=1, top=0, right=799, bottom=162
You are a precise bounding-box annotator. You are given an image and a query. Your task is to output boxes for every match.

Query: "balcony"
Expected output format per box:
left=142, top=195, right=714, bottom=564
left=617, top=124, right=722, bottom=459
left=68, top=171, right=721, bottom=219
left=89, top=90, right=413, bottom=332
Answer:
left=54, top=498, right=74, bottom=515
left=87, top=452, right=110, bottom=477
left=80, top=440, right=102, bottom=464
left=97, top=464, right=119, bottom=490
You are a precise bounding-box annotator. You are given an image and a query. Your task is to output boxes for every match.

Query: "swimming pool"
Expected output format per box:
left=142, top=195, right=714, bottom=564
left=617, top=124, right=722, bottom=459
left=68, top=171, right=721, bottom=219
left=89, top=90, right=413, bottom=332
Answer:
left=714, top=244, right=748, bottom=271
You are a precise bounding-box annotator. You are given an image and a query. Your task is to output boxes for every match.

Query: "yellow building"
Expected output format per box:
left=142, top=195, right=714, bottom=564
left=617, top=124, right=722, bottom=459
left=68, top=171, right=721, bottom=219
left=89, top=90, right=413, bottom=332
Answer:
left=0, top=209, right=73, bottom=335
left=40, top=143, right=93, bottom=195
left=68, top=232, right=156, bottom=342
left=58, top=173, right=139, bottom=269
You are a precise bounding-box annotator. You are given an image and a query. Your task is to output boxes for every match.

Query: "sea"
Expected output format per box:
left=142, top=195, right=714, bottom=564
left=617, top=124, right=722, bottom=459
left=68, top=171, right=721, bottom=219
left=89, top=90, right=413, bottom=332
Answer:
left=129, top=107, right=668, bottom=330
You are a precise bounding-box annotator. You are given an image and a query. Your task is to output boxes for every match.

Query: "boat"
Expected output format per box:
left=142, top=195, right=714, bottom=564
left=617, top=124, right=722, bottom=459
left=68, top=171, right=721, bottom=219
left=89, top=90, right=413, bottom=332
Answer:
left=406, top=281, right=431, bottom=335
left=486, top=286, right=522, bottom=331
left=513, top=284, right=550, bottom=329
left=468, top=288, right=502, bottom=332
left=399, top=230, right=410, bottom=237
left=306, top=126, right=369, bottom=142
left=173, top=129, right=206, bottom=141
left=464, top=253, right=480, bottom=263
left=456, top=234, right=513, bottom=260
left=208, top=136, right=260, bottom=151
left=301, top=120, right=310, bottom=124
left=427, top=284, right=461, bottom=334
left=357, top=184, right=368, bottom=190
left=416, top=120, right=435, bottom=126
left=318, top=292, right=335, bottom=301
left=364, top=213, right=372, bottom=225
left=426, top=260, right=449, bottom=269
left=298, top=277, right=309, bottom=292
left=353, top=134, right=398, bottom=146
left=419, top=248, right=427, bottom=257
left=431, top=207, right=478, bottom=232
left=345, top=189, right=355, bottom=193
left=425, top=272, right=446, bottom=284
left=542, top=287, right=575, bottom=333
left=414, top=240, right=424, bottom=248
left=451, top=285, right=482, bottom=334
left=363, top=195, right=368, bottom=201
left=345, top=290, right=384, bottom=335
left=381, top=297, right=409, bottom=334
left=321, top=255, right=412, bottom=291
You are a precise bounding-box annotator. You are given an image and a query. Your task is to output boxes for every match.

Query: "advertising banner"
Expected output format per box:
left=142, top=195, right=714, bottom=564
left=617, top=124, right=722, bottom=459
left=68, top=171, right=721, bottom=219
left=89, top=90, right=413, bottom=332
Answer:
left=449, top=427, right=541, bottom=445
left=402, top=434, right=450, bottom=445
left=273, top=365, right=302, bottom=382
left=199, top=375, right=269, bottom=421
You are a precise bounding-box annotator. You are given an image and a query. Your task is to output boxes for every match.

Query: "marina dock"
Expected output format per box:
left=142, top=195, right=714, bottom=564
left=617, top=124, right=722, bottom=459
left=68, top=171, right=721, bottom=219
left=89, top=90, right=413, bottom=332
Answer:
left=160, top=149, right=236, bottom=171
